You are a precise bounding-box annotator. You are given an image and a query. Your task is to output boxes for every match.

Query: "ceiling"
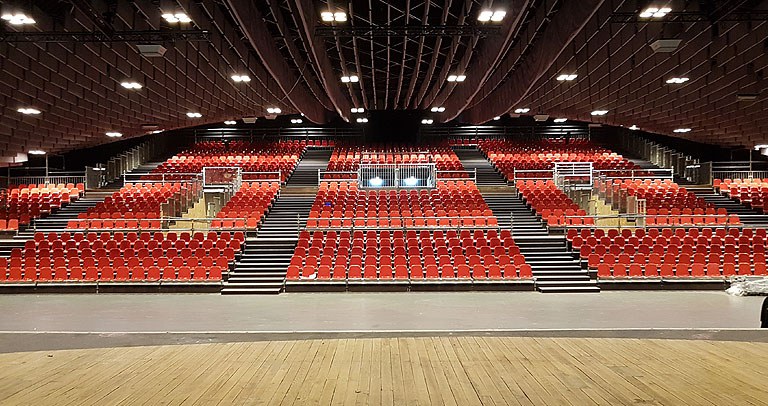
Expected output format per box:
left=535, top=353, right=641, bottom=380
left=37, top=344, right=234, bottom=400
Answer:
left=1, top=0, right=767, bottom=161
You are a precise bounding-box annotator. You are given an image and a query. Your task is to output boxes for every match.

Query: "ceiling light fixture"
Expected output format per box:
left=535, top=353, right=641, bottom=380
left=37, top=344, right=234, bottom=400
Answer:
left=106, top=132, right=123, bottom=138
left=231, top=74, right=251, bottom=82
left=266, top=107, right=282, bottom=114
left=2, top=12, right=35, bottom=25
left=421, top=119, right=434, bottom=124
left=673, top=128, right=691, bottom=133
left=447, top=74, right=467, bottom=82
left=514, top=108, right=530, bottom=114
left=629, top=125, right=639, bottom=130
left=478, top=10, right=506, bottom=22
left=554, top=118, right=567, bottom=123
left=430, top=107, right=446, bottom=113
left=120, top=81, right=142, bottom=89
left=556, top=74, right=578, bottom=81
left=639, top=7, right=671, bottom=18
left=356, top=118, right=368, bottom=123
left=351, top=107, right=365, bottom=113
left=162, top=13, right=192, bottom=23
left=493, top=116, right=501, bottom=121
left=591, top=110, right=609, bottom=116
left=17, top=107, right=41, bottom=115
left=186, top=112, right=202, bottom=118
left=28, top=150, right=46, bottom=155
left=224, top=120, right=237, bottom=125
left=321, top=11, right=347, bottom=22
left=666, top=77, right=689, bottom=84
left=151, top=130, right=164, bottom=134
left=341, top=75, right=359, bottom=83
left=290, top=118, right=303, bottom=124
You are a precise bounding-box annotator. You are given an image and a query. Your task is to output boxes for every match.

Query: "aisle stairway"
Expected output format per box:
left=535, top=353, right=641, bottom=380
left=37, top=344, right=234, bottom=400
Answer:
left=286, top=148, right=333, bottom=187
left=456, top=148, right=598, bottom=293
left=222, top=149, right=331, bottom=294
left=688, top=187, right=768, bottom=227
left=453, top=147, right=508, bottom=186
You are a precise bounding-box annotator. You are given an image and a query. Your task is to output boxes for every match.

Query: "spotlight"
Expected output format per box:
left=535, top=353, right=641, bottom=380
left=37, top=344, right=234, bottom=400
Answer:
left=162, top=13, right=192, bottom=23
left=106, top=132, right=123, bottom=138
left=266, top=107, right=282, bottom=114
left=403, top=176, right=419, bottom=187
left=369, top=176, right=383, bottom=187
left=556, top=74, right=578, bottom=81
left=224, top=120, right=237, bottom=125
left=421, top=119, right=434, bottom=124
left=629, top=125, right=639, bottom=130
left=673, top=128, right=691, bottom=133
left=120, top=81, right=143, bottom=89
left=666, top=77, right=689, bottom=84
left=2, top=12, right=35, bottom=25
left=351, top=107, right=365, bottom=113
left=514, top=108, right=530, bottom=114
left=28, top=149, right=46, bottom=155
left=591, top=110, right=608, bottom=116
left=639, top=7, right=671, bottom=18
left=447, top=74, right=466, bottom=82
left=430, top=107, right=446, bottom=113
left=186, top=112, right=202, bottom=118
left=356, top=118, right=368, bottom=123
left=554, top=118, right=567, bottom=123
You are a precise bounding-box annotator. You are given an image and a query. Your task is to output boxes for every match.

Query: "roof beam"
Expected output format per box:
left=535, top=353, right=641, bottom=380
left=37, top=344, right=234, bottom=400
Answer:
left=290, top=0, right=352, bottom=121
left=224, top=0, right=332, bottom=123
left=461, top=0, right=607, bottom=123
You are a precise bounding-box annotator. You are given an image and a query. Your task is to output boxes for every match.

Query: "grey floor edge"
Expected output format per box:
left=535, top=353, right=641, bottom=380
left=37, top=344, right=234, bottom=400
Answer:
left=1, top=329, right=768, bottom=353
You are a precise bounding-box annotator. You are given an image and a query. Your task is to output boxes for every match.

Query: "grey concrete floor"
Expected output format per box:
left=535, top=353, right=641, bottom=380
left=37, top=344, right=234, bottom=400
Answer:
left=1, top=292, right=766, bottom=352
left=0, top=291, right=764, bottom=332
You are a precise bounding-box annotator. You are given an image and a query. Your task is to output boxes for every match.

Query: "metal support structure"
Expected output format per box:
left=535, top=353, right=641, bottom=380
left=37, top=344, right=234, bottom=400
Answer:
left=315, top=25, right=501, bottom=38
left=0, top=30, right=211, bottom=43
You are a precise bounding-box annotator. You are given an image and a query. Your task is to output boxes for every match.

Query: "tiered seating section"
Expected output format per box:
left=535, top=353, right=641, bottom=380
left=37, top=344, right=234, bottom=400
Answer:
left=570, top=228, right=767, bottom=278
left=714, top=178, right=768, bottom=212
left=516, top=180, right=588, bottom=226
left=0, top=183, right=84, bottom=230
left=152, top=140, right=311, bottom=182
left=213, top=181, right=280, bottom=229
left=307, top=181, right=497, bottom=227
left=476, top=139, right=643, bottom=180
left=70, top=182, right=192, bottom=229
left=600, top=179, right=738, bottom=226
left=287, top=229, right=531, bottom=281
left=324, top=143, right=467, bottom=178
left=1, top=231, right=243, bottom=282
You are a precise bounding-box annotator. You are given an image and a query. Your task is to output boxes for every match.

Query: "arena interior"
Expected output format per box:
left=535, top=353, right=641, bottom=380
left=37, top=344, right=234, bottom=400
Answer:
left=1, top=0, right=768, bottom=404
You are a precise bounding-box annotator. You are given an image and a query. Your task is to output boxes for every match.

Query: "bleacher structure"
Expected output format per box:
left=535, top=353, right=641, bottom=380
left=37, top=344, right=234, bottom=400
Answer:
left=1, top=134, right=767, bottom=294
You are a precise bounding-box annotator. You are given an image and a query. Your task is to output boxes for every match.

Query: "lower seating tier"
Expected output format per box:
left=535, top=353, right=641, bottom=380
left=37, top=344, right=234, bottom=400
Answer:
left=287, top=229, right=532, bottom=281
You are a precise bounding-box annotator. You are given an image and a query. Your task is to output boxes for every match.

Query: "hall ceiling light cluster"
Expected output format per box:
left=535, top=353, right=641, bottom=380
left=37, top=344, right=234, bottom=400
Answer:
left=120, top=81, right=142, bottom=89
left=554, top=118, right=567, bottom=123
left=430, top=107, right=446, bottom=113
left=591, top=110, right=609, bottom=116
left=2, top=12, right=35, bottom=25
left=356, top=118, right=368, bottom=123
left=17, top=107, right=41, bottom=115
left=106, top=132, right=122, bottom=138
left=447, top=74, right=466, bottom=82
left=556, top=74, right=578, bottom=81
left=162, top=13, right=191, bottom=23
left=514, top=108, right=530, bottom=114
left=673, top=128, right=691, bottom=133
left=341, top=75, right=359, bottom=83
left=224, top=120, right=237, bottom=125
left=321, top=11, right=347, bottom=22
left=290, top=118, right=303, bottom=124
left=666, top=77, right=689, bottom=84
left=351, top=107, right=365, bottom=113
left=639, top=7, right=671, bottom=18
left=478, top=10, right=506, bottom=22
left=28, top=150, right=46, bottom=155
left=629, top=125, right=640, bottom=130
left=266, top=107, right=282, bottom=114
left=230, top=74, right=251, bottom=82
left=186, top=112, right=202, bottom=118
left=421, top=119, right=434, bottom=124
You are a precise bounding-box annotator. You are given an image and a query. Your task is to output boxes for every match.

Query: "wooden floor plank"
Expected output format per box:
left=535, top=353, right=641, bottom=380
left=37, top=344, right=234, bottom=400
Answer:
left=1, top=337, right=767, bottom=406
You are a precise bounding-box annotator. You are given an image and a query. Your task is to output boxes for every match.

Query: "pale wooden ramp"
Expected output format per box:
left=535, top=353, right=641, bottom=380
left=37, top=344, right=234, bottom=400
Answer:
left=1, top=337, right=767, bottom=405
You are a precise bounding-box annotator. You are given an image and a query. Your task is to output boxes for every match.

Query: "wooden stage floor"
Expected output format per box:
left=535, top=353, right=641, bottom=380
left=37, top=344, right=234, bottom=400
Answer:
left=1, top=337, right=767, bottom=405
